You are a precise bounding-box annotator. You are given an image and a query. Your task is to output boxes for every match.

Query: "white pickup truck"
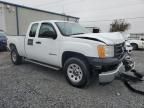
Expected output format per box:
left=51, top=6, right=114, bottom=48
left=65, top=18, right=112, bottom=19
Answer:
left=7, top=20, right=126, bottom=87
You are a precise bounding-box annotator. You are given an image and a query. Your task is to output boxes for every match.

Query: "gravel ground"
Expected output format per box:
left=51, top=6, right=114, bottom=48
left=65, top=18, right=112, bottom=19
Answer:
left=0, top=50, right=144, bottom=108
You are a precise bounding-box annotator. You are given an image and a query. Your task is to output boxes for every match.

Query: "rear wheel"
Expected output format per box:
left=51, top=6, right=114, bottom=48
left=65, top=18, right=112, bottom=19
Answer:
left=63, top=57, right=90, bottom=88
left=11, top=47, right=22, bottom=65
left=131, top=43, right=138, bottom=50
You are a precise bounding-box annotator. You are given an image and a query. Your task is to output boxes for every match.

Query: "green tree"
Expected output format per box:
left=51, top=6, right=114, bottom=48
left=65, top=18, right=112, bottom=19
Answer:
left=110, top=19, right=130, bottom=32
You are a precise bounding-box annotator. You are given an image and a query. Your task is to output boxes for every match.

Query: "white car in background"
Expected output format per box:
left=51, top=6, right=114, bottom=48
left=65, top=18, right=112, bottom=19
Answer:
left=125, top=41, right=133, bottom=54
left=129, top=37, right=144, bottom=50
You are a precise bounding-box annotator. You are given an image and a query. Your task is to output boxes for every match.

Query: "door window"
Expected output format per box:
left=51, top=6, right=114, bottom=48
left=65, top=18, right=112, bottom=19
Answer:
left=29, top=23, right=38, bottom=37
left=39, top=23, right=57, bottom=38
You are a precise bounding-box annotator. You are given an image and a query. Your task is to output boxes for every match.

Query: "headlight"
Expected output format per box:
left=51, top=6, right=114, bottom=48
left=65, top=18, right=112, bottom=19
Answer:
left=97, top=45, right=114, bottom=58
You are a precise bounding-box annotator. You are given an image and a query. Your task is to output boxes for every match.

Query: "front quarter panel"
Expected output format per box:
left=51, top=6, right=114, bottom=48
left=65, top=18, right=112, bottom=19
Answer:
left=59, top=37, right=106, bottom=66
left=62, top=41, right=95, bottom=56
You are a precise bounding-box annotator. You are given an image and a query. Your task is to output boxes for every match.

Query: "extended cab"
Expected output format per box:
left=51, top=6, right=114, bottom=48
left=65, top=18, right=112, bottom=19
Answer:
left=7, top=20, right=126, bottom=87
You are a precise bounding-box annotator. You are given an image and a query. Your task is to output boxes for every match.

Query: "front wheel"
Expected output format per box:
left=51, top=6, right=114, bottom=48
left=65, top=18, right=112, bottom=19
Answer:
left=63, top=57, right=90, bottom=88
left=11, top=48, right=22, bottom=65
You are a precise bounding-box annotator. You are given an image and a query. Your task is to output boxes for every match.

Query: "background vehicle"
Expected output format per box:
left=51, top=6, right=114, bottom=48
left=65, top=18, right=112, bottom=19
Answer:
left=0, top=31, right=7, bottom=51
left=7, top=20, right=126, bottom=87
left=129, top=37, right=144, bottom=50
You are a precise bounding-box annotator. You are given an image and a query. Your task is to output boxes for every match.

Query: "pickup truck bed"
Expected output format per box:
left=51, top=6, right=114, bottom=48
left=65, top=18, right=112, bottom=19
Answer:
left=8, top=36, right=25, bottom=56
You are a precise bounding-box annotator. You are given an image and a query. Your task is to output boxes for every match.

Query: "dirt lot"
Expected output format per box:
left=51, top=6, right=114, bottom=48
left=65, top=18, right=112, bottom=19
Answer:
left=0, top=51, right=144, bottom=108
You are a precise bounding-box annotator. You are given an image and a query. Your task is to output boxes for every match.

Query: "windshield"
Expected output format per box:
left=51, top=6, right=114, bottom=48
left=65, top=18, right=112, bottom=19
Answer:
left=55, top=22, right=89, bottom=36
left=0, top=32, right=6, bottom=38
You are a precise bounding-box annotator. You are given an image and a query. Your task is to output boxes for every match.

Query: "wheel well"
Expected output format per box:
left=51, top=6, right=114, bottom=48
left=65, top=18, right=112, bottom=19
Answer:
left=62, top=51, right=88, bottom=66
left=130, top=43, right=138, bottom=47
left=9, top=43, right=16, bottom=50
left=131, top=43, right=138, bottom=45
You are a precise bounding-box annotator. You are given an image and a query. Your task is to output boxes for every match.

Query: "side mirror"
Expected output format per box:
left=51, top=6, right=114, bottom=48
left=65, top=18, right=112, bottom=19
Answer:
left=141, top=38, right=144, bottom=41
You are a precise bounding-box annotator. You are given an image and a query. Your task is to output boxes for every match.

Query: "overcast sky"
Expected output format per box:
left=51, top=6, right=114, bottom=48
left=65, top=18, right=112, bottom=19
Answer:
left=1, top=0, right=144, bottom=32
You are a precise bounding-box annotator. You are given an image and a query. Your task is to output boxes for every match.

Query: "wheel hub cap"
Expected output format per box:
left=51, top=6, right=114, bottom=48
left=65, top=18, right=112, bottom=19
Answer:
left=12, top=51, right=16, bottom=62
left=67, top=64, right=83, bottom=83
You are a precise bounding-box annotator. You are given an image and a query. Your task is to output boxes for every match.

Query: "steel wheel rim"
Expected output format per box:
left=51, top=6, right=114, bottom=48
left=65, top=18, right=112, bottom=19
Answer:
left=12, top=51, right=17, bottom=62
left=67, top=64, right=83, bottom=83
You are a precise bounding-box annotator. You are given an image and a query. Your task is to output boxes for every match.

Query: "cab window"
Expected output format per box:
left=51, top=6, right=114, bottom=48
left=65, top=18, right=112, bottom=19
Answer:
left=39, top=23, right=57, bottom=38
left=29, top=23, right=38, bottom=37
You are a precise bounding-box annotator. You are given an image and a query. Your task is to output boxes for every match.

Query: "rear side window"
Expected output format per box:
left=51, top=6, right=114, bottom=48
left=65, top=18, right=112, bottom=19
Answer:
left=29, top=23, right=38, bottom=37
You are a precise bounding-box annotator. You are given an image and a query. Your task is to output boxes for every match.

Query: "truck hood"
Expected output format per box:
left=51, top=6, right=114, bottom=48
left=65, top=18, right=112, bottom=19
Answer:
left=72, top=32, right=125, bottom=45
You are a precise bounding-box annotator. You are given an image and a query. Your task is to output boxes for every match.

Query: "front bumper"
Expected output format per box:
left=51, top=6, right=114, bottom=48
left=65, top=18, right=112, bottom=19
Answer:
left=87, top=54, right=126, bottom=66
left=126, top=47, right=133, bottom=54
left=99, top=62, right=125, bottom=83
left=87, top=54, right=127, bottom=83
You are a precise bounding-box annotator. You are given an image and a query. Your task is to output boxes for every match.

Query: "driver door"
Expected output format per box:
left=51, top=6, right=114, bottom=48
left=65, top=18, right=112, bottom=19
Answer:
left=33, top=22, right=59, bottom=66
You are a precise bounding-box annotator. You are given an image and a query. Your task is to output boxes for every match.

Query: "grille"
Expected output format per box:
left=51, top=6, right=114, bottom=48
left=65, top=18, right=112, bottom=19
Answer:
left=114, top=42, right=125, bottom=59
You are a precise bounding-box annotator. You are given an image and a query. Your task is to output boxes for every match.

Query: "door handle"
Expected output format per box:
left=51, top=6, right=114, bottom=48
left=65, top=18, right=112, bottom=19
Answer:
left=35, top=41, right=41, bottom=44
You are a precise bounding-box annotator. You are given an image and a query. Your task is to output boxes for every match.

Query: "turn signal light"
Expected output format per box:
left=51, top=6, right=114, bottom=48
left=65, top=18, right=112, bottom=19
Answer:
left=97, top=45, right=106, bottom=58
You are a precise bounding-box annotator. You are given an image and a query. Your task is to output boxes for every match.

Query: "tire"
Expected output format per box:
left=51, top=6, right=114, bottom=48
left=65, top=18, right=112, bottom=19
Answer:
left=11, top=47, right=22, bottom=65
left=131, top=43, right=138, bottom=50
left=63, top=57, right=90, bottom=88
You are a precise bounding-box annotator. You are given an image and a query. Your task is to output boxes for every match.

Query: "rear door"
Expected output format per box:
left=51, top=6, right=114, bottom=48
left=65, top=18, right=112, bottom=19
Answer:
left=25, top=23, right=39, bottom=59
